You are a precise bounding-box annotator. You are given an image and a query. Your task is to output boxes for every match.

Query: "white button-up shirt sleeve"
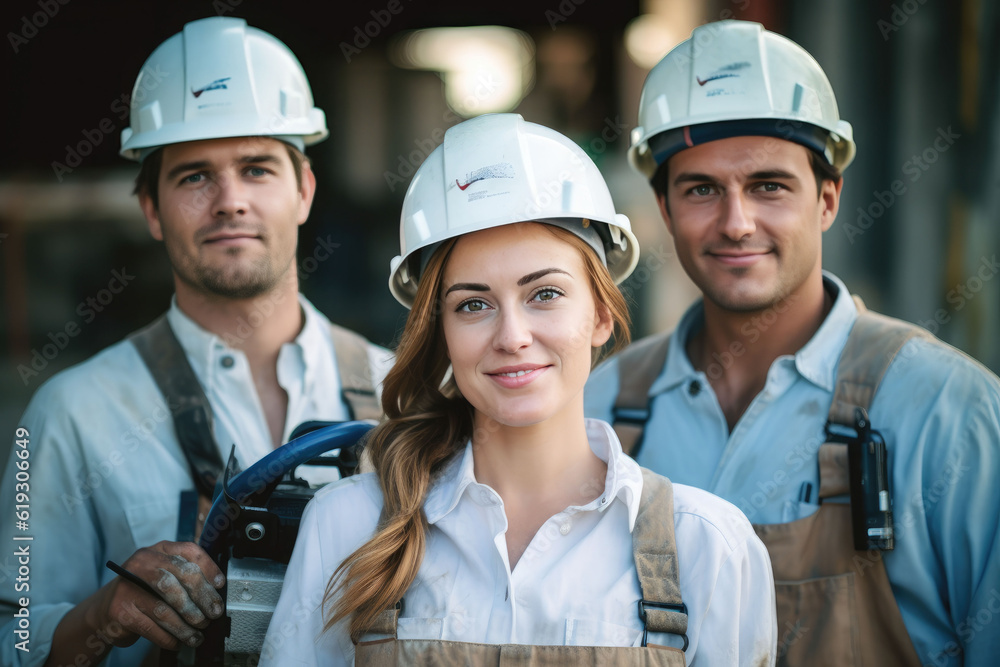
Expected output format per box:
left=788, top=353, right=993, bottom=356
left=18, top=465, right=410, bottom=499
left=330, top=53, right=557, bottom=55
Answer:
left=261, top=420, right=776, bottom=666
left=0, top=295, right=392, bottom=667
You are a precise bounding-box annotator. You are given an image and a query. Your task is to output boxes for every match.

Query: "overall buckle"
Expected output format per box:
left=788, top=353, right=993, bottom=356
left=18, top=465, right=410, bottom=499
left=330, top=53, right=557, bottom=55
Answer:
left=637, top=599, right=689, bottom=650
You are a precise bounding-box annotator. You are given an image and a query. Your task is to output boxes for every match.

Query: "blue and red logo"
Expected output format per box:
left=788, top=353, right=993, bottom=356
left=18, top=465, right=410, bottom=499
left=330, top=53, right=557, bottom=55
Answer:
left=191, top=77, right=232, bottom=98
left=455, top=162, right=515, bottom=190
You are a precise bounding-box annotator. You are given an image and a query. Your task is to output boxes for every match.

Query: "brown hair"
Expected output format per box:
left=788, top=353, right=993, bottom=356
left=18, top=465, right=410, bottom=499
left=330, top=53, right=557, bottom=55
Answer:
left=132, top=140, right=307, bottom=209
left=323, top=223, right=631, bottom=641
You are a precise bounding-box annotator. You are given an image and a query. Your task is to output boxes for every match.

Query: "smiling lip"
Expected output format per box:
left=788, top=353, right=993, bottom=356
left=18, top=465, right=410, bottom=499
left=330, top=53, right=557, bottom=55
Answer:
left=709, top=250, right=770, bottom=267
left=487, top=364, right=550, bottom=388
left=203, top=232, right=261, bottom=246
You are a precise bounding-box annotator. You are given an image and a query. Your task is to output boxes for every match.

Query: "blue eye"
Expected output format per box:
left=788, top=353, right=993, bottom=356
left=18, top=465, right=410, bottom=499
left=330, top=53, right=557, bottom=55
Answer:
left=181, top=173, right=204, bottom=184
left=247, top=167, right=268, bottom=177
left=692, top=184, right=714, bottom=196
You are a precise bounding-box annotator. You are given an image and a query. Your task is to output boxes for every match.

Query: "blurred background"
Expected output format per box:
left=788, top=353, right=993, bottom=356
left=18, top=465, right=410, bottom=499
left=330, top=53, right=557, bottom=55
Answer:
left=2, top=0, right=998, bottom=462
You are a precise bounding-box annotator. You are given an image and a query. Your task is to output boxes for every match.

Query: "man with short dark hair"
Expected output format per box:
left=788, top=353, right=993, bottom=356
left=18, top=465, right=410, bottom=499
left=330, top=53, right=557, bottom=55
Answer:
left=0, top=17, right=390, bottom=667
left=586, top=19, right=1000, bottom=667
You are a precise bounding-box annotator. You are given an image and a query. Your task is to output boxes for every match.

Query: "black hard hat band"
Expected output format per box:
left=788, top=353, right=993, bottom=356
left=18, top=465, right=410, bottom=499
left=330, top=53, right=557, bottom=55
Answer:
left=648, top=119, right=835, bottom=172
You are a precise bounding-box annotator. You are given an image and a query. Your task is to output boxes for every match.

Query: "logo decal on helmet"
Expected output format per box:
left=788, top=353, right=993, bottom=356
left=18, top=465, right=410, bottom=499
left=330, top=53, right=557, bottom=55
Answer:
left=455, top=162, right=515, bottom=191
left=191, top=77, right=232, bottom=98
left=695, top=61, right=752, bottom=87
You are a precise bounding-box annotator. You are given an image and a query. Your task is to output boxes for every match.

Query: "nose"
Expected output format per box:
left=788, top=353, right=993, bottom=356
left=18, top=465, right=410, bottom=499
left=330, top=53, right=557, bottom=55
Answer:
left=718, top=192, right=755, bottom=241
left=211, top=172, right=248, bottom=218
left=493, top=306, right=532, bottom=354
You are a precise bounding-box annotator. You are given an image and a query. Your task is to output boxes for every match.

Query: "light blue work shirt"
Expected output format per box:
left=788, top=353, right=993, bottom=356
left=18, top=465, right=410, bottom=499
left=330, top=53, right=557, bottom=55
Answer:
left=0, top=295, right=392, bottom=667
left=585, top=271, right=1000, bottom=667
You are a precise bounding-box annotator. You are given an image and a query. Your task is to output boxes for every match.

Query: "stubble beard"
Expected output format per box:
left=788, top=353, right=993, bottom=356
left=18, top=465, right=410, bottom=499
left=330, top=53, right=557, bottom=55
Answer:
left=171, top=244, right=293, bottom=300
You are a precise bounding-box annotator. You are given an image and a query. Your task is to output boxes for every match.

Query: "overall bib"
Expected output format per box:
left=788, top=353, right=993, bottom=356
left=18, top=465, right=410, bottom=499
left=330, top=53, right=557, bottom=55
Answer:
left=354, top=470, right=689, bottom=666
left=613, top=299, right=928, bottom=666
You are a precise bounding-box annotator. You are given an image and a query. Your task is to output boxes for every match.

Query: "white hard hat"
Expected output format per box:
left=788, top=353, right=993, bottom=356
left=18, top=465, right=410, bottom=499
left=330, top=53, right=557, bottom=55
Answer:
left=120, top=17, right=328, bottom=161
left=629, top=20, right=856, bottom=179
left=389, top=114, right=640, bottom=308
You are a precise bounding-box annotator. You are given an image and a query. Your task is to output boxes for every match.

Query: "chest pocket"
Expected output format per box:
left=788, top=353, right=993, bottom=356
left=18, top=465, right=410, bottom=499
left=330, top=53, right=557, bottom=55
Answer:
left=565, top=618, right=641, bottom=647
left=124, top=498, right=179, bottom=552
left=396, top=617, right=445, bottom=640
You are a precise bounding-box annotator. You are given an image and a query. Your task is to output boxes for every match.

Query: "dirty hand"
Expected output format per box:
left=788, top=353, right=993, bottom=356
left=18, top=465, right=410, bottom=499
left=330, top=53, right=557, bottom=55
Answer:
left=92, top=541, right=226, bottom=651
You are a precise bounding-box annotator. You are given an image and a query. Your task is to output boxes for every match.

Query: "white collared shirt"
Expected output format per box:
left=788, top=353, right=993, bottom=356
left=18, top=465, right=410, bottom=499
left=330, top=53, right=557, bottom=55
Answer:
left=0, top=295, right=392, bottom=667
left=260, top=419, right=777, bottom=666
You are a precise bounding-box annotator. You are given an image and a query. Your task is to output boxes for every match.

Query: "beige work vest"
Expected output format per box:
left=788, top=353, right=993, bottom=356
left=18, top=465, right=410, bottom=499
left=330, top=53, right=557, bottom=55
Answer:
left=754, top=305, right=924, bottom=666
left=612, top=298, right=929, bottom=666
left=355, top=469, right=688, bottom=666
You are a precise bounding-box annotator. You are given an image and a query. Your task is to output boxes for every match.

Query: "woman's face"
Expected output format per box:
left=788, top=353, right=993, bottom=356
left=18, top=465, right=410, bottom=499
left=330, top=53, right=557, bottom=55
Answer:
left=440, top=222, right=613, bottom=429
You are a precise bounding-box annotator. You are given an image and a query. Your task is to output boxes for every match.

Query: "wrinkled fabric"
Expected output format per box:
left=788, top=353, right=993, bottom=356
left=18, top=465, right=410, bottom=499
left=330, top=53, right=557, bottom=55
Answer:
left=0, top=295, right=392, bottom=667
left=260, top=420, right=776, bottom=666
left=585, top=271, right=1000, bottom=667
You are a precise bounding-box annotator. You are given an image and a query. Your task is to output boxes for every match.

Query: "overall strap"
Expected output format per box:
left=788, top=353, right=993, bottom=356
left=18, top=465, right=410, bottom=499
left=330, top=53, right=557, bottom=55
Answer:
left=828, top=297, right=930, bottom=426
left=129, top=315, right=222, bottom=499
left=633, top=469, right=688, bottom=649
left=329, top=323, right=382, bottom=421
left=612, top=332, right=672, bottom=457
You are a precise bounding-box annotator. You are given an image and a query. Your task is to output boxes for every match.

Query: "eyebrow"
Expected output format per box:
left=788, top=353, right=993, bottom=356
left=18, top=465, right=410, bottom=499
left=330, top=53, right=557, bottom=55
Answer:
left=445, top=282, right=491, bottom=296
left=444, top=268, right=571, bottom=296
left=672, top=169, right=799, bottom=187
left=164, top=154, right=283, bottom=182
left=517, top=268, right=570, bottom=286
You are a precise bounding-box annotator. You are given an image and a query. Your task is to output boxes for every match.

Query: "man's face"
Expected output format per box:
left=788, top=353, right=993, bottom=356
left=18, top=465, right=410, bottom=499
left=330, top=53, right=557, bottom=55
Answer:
left=657, top=136, right=841, bottom=313
left=139, top=136, right=315, bottom=300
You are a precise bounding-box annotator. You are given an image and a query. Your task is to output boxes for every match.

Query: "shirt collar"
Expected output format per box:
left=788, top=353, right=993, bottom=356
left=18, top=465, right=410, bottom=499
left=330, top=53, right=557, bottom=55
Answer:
left=649, top=271, right=859, bottom=395
left=423, top=418, right=645, bottom=531
left=649, top=301, right=703, bottom=396
left=164, top=293, right=325, bottom=387
left=793, top=271, right=858, bottom=392
left=286, top=294, right=327, bottom=392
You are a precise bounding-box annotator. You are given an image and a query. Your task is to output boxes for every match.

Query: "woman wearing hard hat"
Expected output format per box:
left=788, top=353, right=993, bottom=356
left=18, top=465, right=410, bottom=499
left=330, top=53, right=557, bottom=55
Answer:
left=260, top=114, right=777, bottom=666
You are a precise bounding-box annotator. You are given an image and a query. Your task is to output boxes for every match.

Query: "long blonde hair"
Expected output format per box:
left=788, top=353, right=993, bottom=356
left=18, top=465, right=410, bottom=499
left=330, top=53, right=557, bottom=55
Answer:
left=323, top=224, right=631, bottom=640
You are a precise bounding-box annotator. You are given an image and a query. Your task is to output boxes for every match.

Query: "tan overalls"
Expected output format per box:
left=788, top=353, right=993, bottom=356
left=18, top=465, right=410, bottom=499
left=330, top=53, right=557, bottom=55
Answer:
left=354, top=470, right=689, bottom=666
left=613, top=300, right=928, bottom=666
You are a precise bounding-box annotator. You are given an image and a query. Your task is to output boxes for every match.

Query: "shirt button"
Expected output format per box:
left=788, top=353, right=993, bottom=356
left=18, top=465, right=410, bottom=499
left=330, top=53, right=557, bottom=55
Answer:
left=688, top=380, right=701, bottom=396
left=220, top=356, right=235, bottom=369
left=559, top=522, right=571, bottom=536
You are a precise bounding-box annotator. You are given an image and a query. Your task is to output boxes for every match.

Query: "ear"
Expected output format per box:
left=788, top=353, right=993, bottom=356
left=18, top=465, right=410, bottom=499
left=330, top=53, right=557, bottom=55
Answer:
left=296, top=162, right=317, bottom=227
left=656, top=192, right=675, bottom=237
left=591, top=302, right=614, bottom=348
left=819, top=177, right=843, bottom=232
left=139, top=192, right=164, bottom=241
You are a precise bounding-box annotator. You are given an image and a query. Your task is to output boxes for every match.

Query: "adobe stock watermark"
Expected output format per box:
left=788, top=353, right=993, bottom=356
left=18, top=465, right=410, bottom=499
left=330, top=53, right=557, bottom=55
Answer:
left=545, top=0, right=585, bottom=30
left=383, top=75, right=502, bottom=192
left=877, top=0, right=929, bottom=41
left=339, top=0, right=415, bottom=63
left=16, top=267, right=136, bottom=386
left=297, top=235, right=341, bottom=282
left=916, top=254, right=998, bottom=337
left=61, top=395, right=182, bottom=515
left=850, top=447, right=971, bottom=579
left=51, top=65, right=168, bottom=182
left=669, top=0, right=756, bottom=73
left=7, top=0, right=70, bottom=54
left=924, top=589, right=1000, bottom=666
left=842, top=126, right=960, bottom=245
left=702, top=292, right=801, bottom=381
